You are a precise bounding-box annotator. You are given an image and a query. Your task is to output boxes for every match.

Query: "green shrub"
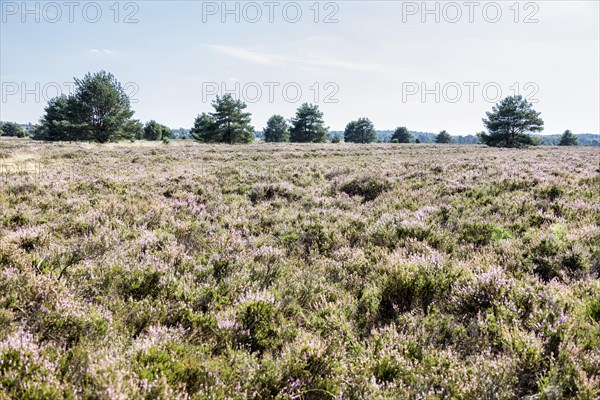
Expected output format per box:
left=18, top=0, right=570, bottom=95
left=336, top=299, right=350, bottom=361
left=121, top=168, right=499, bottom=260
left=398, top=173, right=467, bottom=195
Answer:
left=250, top=183, right=299, bottom=204
left=491, top=227, right=513, bottom=243
left=586, top=284, right=600, bottom=322
left=338, top=175, right=391, bottom=202
left=298, top=222, right=335, bottom=254
left=539, top=184, right=564, bottom=201
left=356, top=285, right=380, bottom=332
left=373, top=356, right=402, bottom=383
left=238, top=301, right=284, bottom=354
left=378, top=264, right=440, bottom=322
left=118, top=269, right=162, bottom=300
left=40, top=311, right=108, bottom=348
left=452, top=268, right=512, bottom=315
left=0, top=330, right=64, bottom=399
left=524, top=233, right=590, bottom=282
left=281, top=339, right=341, bottom=399
left=134, top=342, right=217, bottom=395
left=460, top=222, right=496, bottom=246
left=7, top=213, right=29, bottom=227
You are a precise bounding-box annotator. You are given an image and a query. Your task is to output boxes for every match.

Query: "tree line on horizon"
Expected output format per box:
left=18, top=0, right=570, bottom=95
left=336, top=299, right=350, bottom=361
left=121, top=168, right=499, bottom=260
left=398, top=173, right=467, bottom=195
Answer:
left=1, top=71, right=590, bottom=148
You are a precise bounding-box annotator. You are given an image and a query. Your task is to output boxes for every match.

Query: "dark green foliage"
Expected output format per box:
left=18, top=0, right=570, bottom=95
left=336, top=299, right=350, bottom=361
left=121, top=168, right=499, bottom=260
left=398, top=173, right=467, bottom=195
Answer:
left=133, top=343, right=221, bottom=395
left=74, top=71, right=136, bottom=142
left=379, top=265, right=440, bottom=322
left=143, top=120, right=172, bottom=141
left=119, top=269, right=162, bottom=300
left=479, top=95, right=544, bottom=148
left=331, top=132, right=342, bottom=143
left=390, top=126, right=411, bottom=143
left=343, top=118, right=376, bottom=143
left=539, top=184, right=564, bottom=201
left=281, top=346, right=341, bottom=400
left=212, top=94, right=254, bottom=144
left=298, top=221, right=335, bottom=254
left=191, top=94, right=254, bottom=143
left=0, top=122, right=27, bottom=138
left=250, top=183, right=299, bottom=204
left=379, top=271, right=419, bottom=319
left=127, top=119, right=144, bottom=140
left=435, top=130, right=452, bottom=144
left=263, top=115, right=290, bottom=142
left=558, top=130, right=578, bottom=146
left=33, top=95, right=83, bottom=141
left=525, top=236, right=589, bottom=282
left=34, top=71, right=136, bottom=142
left=239, top=301, right=283, bottom=354
left=40, top=312, right=108, bottom=349
left=373, top=356, right=403, bottom=383
left=289, top=103, right=328, bottom=143
left=339, top=175, right=391, bottom=202
left=460, top=222, right=496, bottom=246
left=190, top=113, right=218, bottom=142
left=587, top=290, right=600, bottom=322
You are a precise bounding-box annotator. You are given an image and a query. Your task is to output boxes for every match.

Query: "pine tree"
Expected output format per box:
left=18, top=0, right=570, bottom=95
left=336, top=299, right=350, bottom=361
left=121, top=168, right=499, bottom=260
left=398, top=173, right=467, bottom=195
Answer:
left=344, top=118, right=376, bottom=143
left=263, top=115, right=290, bottom=142
left=289, top=103, right=328, bottom=143
left=479, top=95, right=543, bottom=148
left=558, top=130, right=578, bottom=146
left=435, top=130, right=452, bottom=144
left=143, top=120, right=172, bottom=141
left=34, top=71, right=135, bottom=142
left=191, top=94, right=254, bottom=143
left=391, top=126, right=412, bottom=143
left=190, top=113, right=218, bottom=142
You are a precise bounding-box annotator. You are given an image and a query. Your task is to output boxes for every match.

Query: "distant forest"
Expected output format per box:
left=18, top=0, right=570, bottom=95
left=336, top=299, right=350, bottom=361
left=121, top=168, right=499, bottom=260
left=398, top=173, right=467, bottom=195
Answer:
left=249, top=130, right=599, bottom=146
left=3, top=123, right=598, bottom=146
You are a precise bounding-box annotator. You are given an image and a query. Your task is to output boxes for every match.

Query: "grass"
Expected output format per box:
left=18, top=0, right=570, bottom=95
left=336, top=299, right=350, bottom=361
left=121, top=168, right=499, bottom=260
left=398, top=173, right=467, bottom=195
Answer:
left=0, top=139, right=599, bottom=399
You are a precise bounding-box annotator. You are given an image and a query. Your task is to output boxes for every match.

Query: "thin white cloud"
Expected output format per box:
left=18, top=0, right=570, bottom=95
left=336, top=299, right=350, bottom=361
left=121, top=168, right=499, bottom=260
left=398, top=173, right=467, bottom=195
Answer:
left=206, top=45, right=283, bottom=66
left=206, top=44, right=389, bottom=74
left=302, top=55, right=387, bottom=73
left=88, top=49, right=114, bottom=55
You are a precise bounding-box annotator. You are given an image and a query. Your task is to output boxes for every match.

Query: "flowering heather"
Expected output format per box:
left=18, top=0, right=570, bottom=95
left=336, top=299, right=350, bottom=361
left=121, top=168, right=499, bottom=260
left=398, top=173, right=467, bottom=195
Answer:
left=0, top=139, right=599, bottom=399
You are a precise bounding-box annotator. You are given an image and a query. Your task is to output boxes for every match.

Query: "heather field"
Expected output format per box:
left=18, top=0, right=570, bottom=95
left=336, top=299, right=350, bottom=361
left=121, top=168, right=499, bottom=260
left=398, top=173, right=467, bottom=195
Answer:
left=0, top=139, right=599, bottom=399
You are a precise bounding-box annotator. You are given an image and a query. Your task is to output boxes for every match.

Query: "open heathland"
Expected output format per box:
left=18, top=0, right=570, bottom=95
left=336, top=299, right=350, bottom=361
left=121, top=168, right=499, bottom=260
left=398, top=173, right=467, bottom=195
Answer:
left=1, top=139, right=599, bottom=399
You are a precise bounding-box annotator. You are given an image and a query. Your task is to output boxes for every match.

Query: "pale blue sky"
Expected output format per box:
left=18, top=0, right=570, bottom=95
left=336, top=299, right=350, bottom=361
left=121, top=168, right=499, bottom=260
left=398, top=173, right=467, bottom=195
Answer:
left=1, top=0, right=598, bottom=134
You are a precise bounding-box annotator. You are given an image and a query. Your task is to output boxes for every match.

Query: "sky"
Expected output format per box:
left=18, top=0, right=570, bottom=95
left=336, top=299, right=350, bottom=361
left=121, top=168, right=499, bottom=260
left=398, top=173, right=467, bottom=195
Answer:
left=1, top=0, right=599, bottom=135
